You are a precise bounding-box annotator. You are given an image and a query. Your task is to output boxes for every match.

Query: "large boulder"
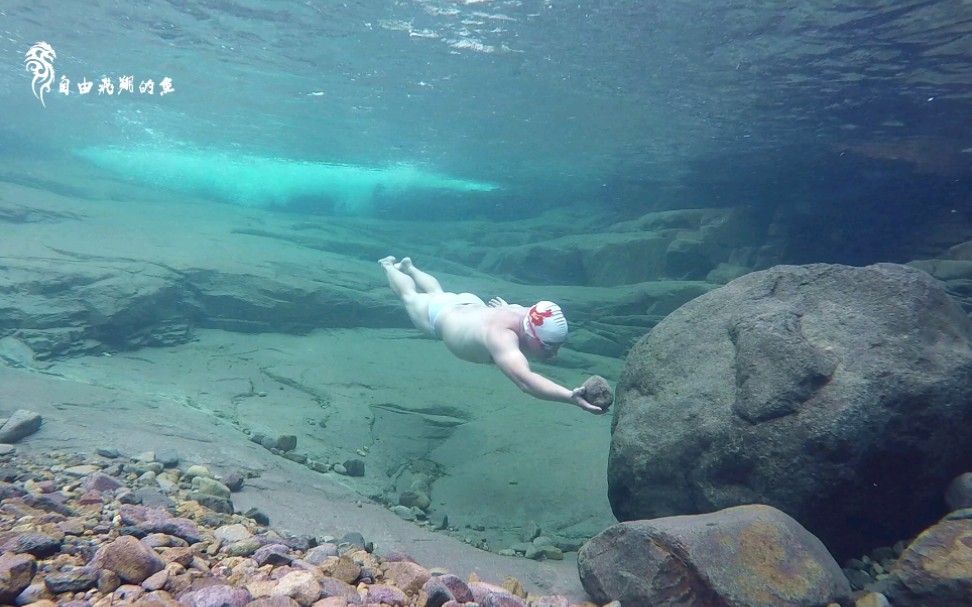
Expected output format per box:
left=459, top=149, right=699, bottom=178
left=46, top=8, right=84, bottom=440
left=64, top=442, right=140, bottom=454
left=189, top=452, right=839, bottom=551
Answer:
left=577, top=504, right=850, bottom=607
left=608, top=263, right=972, bottom=558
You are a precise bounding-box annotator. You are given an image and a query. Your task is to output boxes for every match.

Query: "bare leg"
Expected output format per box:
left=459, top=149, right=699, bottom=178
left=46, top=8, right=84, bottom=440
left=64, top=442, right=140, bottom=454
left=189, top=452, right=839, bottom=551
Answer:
left=396, top=257, right=444, bottom=295
left=379, top=256, right=434, bottom=334
left=379, top=256, right=416, bottom=298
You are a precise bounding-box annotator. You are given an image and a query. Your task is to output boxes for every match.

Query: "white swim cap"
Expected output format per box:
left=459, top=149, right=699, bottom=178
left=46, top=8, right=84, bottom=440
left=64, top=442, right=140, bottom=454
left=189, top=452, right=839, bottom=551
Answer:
left=523, top=301, right=568, bottom=346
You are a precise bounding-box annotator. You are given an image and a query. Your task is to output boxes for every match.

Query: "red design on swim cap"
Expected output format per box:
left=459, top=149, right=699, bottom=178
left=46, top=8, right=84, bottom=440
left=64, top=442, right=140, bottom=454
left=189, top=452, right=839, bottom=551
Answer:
left=529, top=306, right=553, bottom=326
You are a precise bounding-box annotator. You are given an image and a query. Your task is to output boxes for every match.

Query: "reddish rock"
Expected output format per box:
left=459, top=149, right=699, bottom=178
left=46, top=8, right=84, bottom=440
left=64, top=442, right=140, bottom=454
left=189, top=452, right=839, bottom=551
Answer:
left=319, top=577, right=360, bottom=604
left=886, top=516, right=972, bottom=607
left=380, top=561, right=431, bottom=595
left=114, top=583, right=146, bottom=602
left=159, top=546, right=194, bottom=567
left=95, top=535, right=165, bottom=583
left=132, top=589, right=183, bottom=607
left=318, top=556, right=360, bottom=585
left=0, top=552, right=37, bottom=603
left=365, top=584, right=407, bottom=606
left=578, top=504, right=851, bottom=607
left=535, top=596, right=569, bottom=607
left=422, top=574, right=474, bottom=607
left=250, top=597, right=301, bottom=607
left=180, top=583, right=252, bottom=607
left=470, top=582, right=525, bottom=607
left=77, top=490, right=104, bottom=506
left=271, top=570, right=321, bottom=607
left=80, top=472, right=124, bottom=493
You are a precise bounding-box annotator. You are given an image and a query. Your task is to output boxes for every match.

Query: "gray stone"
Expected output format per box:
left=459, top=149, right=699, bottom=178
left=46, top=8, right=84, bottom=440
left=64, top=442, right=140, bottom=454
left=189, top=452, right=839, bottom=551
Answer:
left=222, top=470, right=245, bottom=492
left=214, top=524, right=252, bottom=544
left=245, top=507, right=270, bottom=526
left=525, top=544, right=563, bottom=561
left=44, top=567, right=99, bottom=593
left=276, top=435, right=297, bottom=452
left=183, top=465, right=212, bottom=480
left=131, top=487, right=175, bottom=509
left=0, top=532, right=61, bottom=557
left=65, top=464, right=101, bottom=477
left=154, top=448, right=180, bottom=467
left=305, top=543, right=339, bottom=564
left=578, top=504, right=851, bottom=607
left=549, top=534, right=585, bottom=552
left=283, top=451, right=307, bottom=464
left=609, top=263, right=972, bottom=558
left=844, top=567, right=874, bottom=591
left=307, top=460, right=330, bottom=473
left=338, top=532, right=369, bottom=551
left=253, top=543, right=293, bottom=566
left=191, top=476, right=231, bottom=499
left=189, top=491, right=233, bottom=514
left=399, top=490, right=430, bottom=511
left=391, top=505, right=415, bottom=521
left=0, top=409, right=42, bottom=443
left=343, top=459, right=365, bottom=477
left=945, top=472, right=972, bottom=511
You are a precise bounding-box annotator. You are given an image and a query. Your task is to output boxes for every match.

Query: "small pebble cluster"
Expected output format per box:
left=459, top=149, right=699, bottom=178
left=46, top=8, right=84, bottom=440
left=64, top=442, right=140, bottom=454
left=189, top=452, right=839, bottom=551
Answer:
left=0, top=447, right=597, bottom=607
left=841, top=543, right=908, bottom=593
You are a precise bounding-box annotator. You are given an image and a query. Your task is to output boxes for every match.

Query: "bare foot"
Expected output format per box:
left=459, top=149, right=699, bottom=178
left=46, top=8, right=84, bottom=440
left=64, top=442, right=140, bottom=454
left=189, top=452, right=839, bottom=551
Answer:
left=378, top=256, right=396, bottom=267
left=396, top=257, right=414, bottom=272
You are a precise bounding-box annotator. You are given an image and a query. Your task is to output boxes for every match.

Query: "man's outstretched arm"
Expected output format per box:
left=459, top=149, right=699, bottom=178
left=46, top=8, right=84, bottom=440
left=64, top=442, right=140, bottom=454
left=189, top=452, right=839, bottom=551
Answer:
left=489, top=333, right=604, bottom=414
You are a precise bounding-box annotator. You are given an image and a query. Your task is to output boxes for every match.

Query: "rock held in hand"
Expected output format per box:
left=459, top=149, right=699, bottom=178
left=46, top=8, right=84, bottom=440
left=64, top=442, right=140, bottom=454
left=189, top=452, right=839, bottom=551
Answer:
left=582, top=376, right=614, bottom=411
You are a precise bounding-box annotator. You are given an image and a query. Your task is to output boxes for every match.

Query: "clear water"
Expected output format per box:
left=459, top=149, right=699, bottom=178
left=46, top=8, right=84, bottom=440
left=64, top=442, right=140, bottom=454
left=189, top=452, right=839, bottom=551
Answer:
left=4, top=1, right=968, bottom=223
left=2, top=0, right=972, bottom=563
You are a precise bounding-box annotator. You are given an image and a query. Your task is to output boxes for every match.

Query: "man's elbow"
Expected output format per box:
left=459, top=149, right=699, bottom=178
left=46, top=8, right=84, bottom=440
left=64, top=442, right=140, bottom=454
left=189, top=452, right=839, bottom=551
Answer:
left=510, top=375, right=534, bottom=395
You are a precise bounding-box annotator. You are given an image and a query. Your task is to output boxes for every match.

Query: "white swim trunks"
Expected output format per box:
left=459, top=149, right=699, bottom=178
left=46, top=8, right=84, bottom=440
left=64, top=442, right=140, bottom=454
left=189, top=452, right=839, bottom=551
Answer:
left=427, top=292, right=485, bottom=337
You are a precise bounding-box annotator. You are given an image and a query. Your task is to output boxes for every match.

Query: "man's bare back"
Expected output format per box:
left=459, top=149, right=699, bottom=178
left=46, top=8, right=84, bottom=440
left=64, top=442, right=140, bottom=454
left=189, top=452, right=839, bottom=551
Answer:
left=435, top=304, right=525, bottom=363
left=379, top=256, right=604, bottom=414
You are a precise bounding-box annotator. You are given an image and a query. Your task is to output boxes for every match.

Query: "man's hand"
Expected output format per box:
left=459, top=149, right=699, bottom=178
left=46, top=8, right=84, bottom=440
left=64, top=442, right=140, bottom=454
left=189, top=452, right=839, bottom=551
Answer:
left=488, top=297, right=509, bottom=308
left=571, top=386, right=608, bottom=415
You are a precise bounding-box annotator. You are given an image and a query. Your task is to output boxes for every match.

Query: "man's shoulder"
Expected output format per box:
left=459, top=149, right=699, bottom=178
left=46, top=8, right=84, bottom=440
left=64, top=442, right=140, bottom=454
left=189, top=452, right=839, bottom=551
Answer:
left=484, top=307, right=523, bottom=329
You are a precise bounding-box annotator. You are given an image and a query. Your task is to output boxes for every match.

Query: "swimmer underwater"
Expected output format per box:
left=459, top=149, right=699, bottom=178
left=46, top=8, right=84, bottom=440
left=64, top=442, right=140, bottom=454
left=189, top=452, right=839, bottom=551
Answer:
left=379, top=256, right=605, bottom=414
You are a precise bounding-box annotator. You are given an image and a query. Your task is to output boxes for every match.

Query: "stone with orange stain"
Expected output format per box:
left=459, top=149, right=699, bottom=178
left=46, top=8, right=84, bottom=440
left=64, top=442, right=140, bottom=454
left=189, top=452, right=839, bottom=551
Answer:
left=886, top=515, right=972, bottom=606
left=577, top=504, right=850, bottom=607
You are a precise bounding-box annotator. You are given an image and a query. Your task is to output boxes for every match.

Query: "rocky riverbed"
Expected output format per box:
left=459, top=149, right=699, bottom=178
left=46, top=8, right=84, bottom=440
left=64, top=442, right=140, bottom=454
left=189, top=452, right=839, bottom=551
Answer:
left=0, top=446, right=588, bottom=607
